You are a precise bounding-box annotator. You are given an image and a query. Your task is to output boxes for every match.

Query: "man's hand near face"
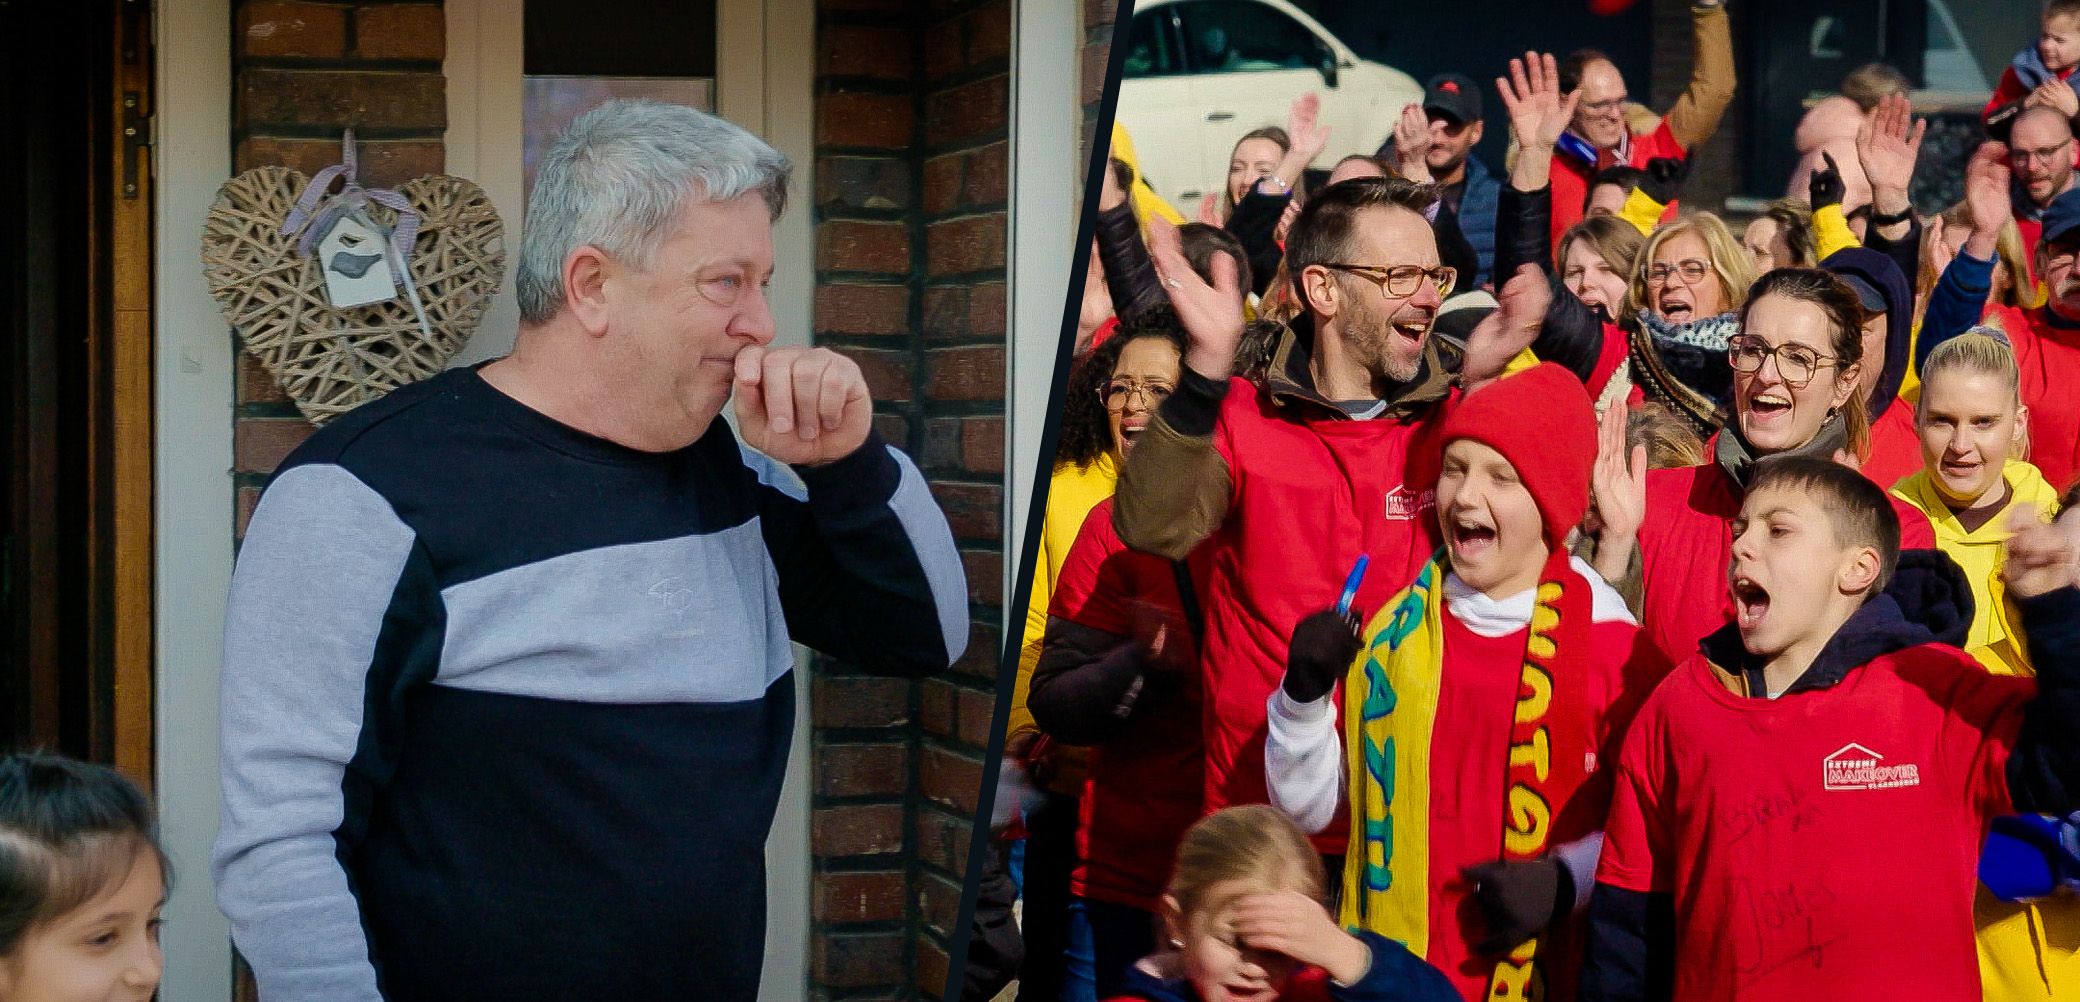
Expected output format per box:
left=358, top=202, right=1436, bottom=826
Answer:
left=733, top=345, right=874, bottom=465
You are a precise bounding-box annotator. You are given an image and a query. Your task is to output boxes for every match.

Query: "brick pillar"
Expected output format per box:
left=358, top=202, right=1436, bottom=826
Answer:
left=812, top=0, right=1009, bottom=994
left=231, top=0, right=447, bottom=542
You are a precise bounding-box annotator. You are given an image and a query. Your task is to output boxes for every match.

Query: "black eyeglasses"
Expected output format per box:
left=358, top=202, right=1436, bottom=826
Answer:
left=1727, top=336, right=1839, bottom=389
left=1318, top=263, right=1456, bottom=297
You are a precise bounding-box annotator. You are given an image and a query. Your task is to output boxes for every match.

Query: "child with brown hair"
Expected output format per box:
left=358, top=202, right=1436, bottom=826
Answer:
left=1109, top=805, right=1456, bottom=1002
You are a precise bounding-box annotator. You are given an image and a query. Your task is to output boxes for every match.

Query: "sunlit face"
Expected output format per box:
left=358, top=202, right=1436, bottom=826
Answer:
left=1728, top=486, right=1877, bottom=660
left=1743, top=217, right=1793, bottom=273
left=1648, top=231, right=1726, bottom=321
left=1917, top=367, right=2024, bottom=506
left=1856, top=310, right=1887, bottom=401
left=2008, top=111, right=2076, bottom=207
left=606, top=192, right=778, bottom=439
left=2040, top=235, right=2080, bottom=321
left=2042, top=13, right=2080, bottom=73
left=1104, top=336, right=1183, bottom=462
left=1571, top=60, right=1630, bottom=150
left=0, top=852, right=164, bottom=1002
left=1169, top=880, right=1302, bottom=1002
left=1585, top=183, right=1630, bottom=218
left=1437, top=440, right=1550, bottom=598
left=1732, top=293, right=1860, bottom=454
left=1308, top=206, right=1444, bottom=384
left=1562, top=240, right=1627, bottom=321
left=1228, top=137, right=1285, bottom=206
left=1425, top=114, right=1484, bottom=177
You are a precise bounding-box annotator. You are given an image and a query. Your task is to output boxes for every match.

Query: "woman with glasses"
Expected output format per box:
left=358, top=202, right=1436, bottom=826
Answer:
left=1008, top=309, right=1192, bottom=1002
left=1594, top=267, right=1938, bottom=669
left=1621, top=213, right=1755, bottom=438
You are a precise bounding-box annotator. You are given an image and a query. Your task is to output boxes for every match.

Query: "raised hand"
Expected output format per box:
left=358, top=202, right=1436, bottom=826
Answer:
left=1197, top=191, right=1223, bottom=226
left=1392, top=102, right=1434, bottom=182
left=1808, top=151, right=1847, bottom=210
left=1287, top=92, right=1333, bottom=163
left=1496, top=51, right=1581, bottom=152
left=1638, top=156, right=1691, bottom=206
left=1855, top=93, right=1926, bottom=204
left=733, top=345, right=873, bottom=466
left=1462, top=264, right=1551, bottom=388
left=1274, top=195, right=1303, bottom=245
left=1590, top=399, right=1648, bottom=584
left=1230, top=891, right=1374, bottom=986
left=1149, top=215, right=1246, bottom=380
left=1964, top=141, right=2014, bottom=258
left=1284, top=607, right=1363, bottom=704
left=2005, top=507, right=2079, bottom=600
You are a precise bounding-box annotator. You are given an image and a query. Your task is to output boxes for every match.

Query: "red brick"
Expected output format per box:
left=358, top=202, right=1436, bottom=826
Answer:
left=353, top=5, right=444, bottom=61
left=961, top=416, right=1005, bottom=475
left=237, top=353, right=289, bottom=406
left=968, top=0, right=1013, bottom=67
left=922, top=152, right=963, bottom=216
left=237, top=2, right=347, bottom=59
left=924, top=20, right=963, bottom=82
left=964, top=142, right=1009, bottom=206
left=816, top=741, right=908, bottom=797
left=926, top=214, right=1006, bottom=276
left=930, top=481, right=1001, bottom=540
left=814, top=283, right=909, bottom=337
left=239, top=68, right=446, bottom=132
left=955, top=686, right=998, bottom=747
left=919, top=678, right=957, bottom=739
left=1087, top=0, right=1119, bottom=28
left=925, top=74, right=1009, bottom=145
left=914, top=806, right=972, bottom=872
left=922, top=285, right=969, bottom=339
left=819, top=92, right=915, bottom=148
left=916, top=936, right=953, bottom=1000
left=813, top=870, right=906, bottom=924
left=925, top=345, right=1005, bottom=402
left=961, top=549, right=1002, bottom=607
left=812, top=675, right=912, bottom=728
left=234, top=137, right=443, bottom=188
left=966, top=281, right=1007, bottom=337
left=235, top=486, right=264, bottom=540
left=922, top=744, right=983, bottom=812
left=817, top=220, right=910, bottom=275
left=952, top=621, right=1000, bottom=679
left=1083, top=42, right=1112, bottom=106
left=821, top=24, right=913, bottom=80
left=812, top=804, right=905, bottom=858
left=812, top=930, right=905, bottom=988
left=872, top=413, right=911, bottom=450
left=831, top=347, right=912, bottom=402
left=817, top=155, right=910, bottom=212
left=234, top=418, right=315, bottom=474
left=918, top=870, right=964, bottom=936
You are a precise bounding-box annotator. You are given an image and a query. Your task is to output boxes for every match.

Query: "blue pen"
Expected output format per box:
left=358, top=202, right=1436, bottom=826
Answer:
left=1335, top=555, right=1369, bottom=616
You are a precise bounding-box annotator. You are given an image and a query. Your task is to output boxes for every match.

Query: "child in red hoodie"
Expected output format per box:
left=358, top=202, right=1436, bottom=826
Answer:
left=1984, top=1, right=2080, bottom=137
left=1583, top=456, right=2080, bottom=1002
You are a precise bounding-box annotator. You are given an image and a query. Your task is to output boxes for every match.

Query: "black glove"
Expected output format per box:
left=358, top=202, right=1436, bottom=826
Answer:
left=1638, top=156, right=1690, bottom=206
left=1462, top=856, right=1574, bottom=955
left=1809, top=151, right=1846, bottom=211
left=1283, top=608, right=1363, bottom=704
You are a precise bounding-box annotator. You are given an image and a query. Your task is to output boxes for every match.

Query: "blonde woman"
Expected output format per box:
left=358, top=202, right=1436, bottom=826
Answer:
left=1622, top=212, right=1755, bottom=436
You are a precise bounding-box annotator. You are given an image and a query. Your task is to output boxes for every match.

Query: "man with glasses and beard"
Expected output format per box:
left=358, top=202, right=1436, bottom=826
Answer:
left=1545, top=0, right=1736, bottom=247
left=1111, top=177, right=1597, bottom=871
left=2008, top=106, right=2079, bottom=270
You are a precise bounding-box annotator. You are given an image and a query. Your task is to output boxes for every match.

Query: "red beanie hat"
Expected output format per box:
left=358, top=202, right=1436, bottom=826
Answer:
left=1438, top=363, right=1598, bottom=548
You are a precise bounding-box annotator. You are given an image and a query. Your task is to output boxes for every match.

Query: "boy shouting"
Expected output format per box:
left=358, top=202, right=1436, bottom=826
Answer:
left=1584, top=457, right=2080, bottom=1002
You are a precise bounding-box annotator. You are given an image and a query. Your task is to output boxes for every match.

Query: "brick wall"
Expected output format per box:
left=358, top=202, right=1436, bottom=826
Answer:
left=812, top=0, right=1010, bottom=994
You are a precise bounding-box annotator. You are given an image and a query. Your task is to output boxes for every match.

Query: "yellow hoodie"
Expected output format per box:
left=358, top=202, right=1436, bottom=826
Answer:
left=1894, top=459, right=2079, bottom=999
left=1009, top=453, right=1118, bottom=795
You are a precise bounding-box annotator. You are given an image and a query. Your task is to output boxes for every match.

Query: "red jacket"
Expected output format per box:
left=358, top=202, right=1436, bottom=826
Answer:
left=1986, top=304, right=2080, bottom=493
left=1548, top=122, right=1685, bottom=249
left=1636, top=461, right=1937, bottom=668
left=1861, top=399, right=1924, bottom=492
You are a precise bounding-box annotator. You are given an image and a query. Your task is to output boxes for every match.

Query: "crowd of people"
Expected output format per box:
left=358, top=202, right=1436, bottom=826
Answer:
left=999, top=2, right=2080, bottom=1001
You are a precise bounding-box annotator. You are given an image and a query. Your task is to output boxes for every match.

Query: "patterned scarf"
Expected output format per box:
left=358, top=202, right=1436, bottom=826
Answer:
left=1629, top=310, right=1742, bottom=438
left=1340, top=548, right=1593, bottom=998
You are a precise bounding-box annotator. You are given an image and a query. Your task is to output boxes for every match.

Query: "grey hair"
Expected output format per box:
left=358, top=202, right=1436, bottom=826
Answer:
left=516, top=99, right=792, bottom=323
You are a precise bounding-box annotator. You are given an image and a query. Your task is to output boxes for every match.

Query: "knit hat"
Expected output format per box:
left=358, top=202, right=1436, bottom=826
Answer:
left=1439, top=362, right=1598, bottom=547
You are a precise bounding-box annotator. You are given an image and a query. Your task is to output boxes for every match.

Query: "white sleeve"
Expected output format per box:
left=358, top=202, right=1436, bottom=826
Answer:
left=1264, top=687, right=1345, bottom=834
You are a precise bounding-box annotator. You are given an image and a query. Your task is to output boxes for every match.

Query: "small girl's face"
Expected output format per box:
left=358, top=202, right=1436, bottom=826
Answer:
left=0, top=852, right=165, bottom=1002
left=1172, top=879, right=1300, bottom=1002
left=2044, top=14, right=2080, bottom=73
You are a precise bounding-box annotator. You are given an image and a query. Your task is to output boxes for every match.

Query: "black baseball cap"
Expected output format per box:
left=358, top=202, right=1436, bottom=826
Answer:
left=1423, top=73, right=1483, bottom=125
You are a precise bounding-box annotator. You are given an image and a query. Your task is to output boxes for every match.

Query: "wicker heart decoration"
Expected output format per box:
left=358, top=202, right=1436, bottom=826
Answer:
left=202, top=165, right=506, bottom=424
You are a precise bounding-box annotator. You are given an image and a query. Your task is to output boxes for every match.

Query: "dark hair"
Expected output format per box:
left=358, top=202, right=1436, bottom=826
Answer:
left=1747, top=455, right=1902, bottom=592
left=1840, top=63, right=1910, bottom=111
left=1179, top=223, right=1252, bottom=295
left=1331, top=153, right=1387, bottom=176
left=1284, top=177, right=1438, bottom=311
left=1054, top=308, right=1188, bottom=468
left=1585, top=165, right=1646, bottom=209
left=1736, top=267, right=1873, bottom=457
left=1559, top=49, right=1614, bottom=95
left=1, top=753, right=167, bottom=955
left=1755, top=199, right=1818, bottom=268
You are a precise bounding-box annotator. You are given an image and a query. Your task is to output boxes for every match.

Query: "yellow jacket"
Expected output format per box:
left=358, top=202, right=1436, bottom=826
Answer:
left=1111, top=124, right=1185, bottom=233
left=1895, top=460, right=2080, bottom=999
left=1009, top=454, right=1118, bottom=794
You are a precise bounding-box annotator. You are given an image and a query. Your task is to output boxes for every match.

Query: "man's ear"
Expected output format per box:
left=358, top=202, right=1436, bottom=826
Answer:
left=1467, top=120, right=1486, bottom=147
left=1300, top=266, right=1340, bottom=320
left=564, top=245, right=615, bottom=337
left=1839, top=544, right=1883, bottom=597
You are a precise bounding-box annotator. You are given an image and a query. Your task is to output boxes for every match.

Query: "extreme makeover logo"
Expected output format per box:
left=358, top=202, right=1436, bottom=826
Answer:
left=1822, top=743, right=1922, bottom=791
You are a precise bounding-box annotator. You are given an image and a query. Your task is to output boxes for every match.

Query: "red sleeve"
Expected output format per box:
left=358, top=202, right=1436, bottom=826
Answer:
left=1640, top=120, right=1686, bottom=160
left=1889, top=496, right=1937, bottom=551
left=1596, top=676, right=1677, bottom=893
left=1588, top=322, right=1630, bottom=395
left=1917, top=651, right=2035, bottom=821
left=1048, top=500, right=1133, bottom=634
left=1987, top=67, right=2028, bottom=124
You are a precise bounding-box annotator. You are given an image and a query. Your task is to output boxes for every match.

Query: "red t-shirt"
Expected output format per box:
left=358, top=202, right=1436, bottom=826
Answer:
left=1421, top=610, right=1657, bottom=1000
left=1049, top=498, right=1204, bottom=912
left=1636, top=463, right=1936, bottom=668
left=1549, top=122, right=1686, bottom=249
left=1985, top=305, right=2080, bottom=493
left=1599, top=648, right=2032, bottom=1002
left=1861, top=401, right=1923, bottom=493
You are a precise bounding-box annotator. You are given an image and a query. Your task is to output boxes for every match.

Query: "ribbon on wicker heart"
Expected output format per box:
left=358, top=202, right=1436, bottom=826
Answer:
left=201, top=152, right=505, bottom=425
left=278, top=129, right=436, bottom=337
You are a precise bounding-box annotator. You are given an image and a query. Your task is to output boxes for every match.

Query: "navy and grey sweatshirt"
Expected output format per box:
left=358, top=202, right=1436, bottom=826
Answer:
left=211, top=367, right=967, bottom=1001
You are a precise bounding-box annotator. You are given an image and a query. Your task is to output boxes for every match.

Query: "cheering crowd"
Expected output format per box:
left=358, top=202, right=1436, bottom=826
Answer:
left=999, top=2, right=2080, bottom=1000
